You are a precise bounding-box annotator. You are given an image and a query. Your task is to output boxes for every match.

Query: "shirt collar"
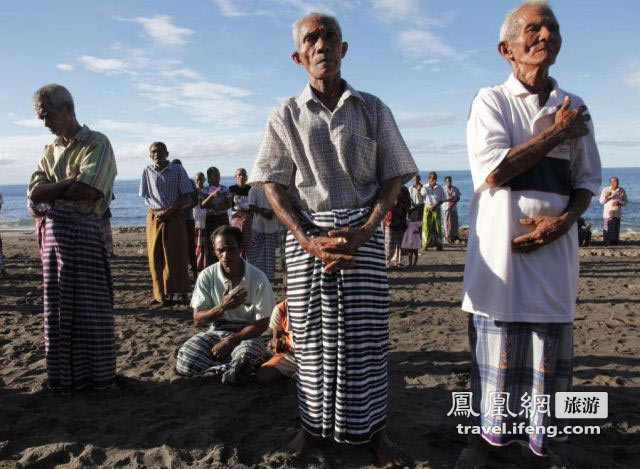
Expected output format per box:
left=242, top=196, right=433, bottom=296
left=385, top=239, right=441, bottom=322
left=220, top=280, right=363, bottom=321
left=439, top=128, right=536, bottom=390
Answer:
left=54, top=124, right=91, bottom=146
left=215, top=260, right=248, bottom=286
left=295, top=79, right=364, bottom=109
left=504, top=73, right=564, bottom=110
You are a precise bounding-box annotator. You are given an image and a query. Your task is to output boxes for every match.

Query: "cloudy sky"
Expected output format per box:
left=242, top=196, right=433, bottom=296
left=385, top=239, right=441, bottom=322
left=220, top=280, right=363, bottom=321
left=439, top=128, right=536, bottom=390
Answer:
left=1, top=0, right=638, bottom=184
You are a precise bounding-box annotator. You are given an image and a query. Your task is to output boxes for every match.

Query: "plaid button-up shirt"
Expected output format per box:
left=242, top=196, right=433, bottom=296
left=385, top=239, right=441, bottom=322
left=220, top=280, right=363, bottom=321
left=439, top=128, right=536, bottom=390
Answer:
left=139, top=162, right=194, bottom=210
left=28, top=125, right=117, bottom=216
left=248, top=81, right=417, bottom=213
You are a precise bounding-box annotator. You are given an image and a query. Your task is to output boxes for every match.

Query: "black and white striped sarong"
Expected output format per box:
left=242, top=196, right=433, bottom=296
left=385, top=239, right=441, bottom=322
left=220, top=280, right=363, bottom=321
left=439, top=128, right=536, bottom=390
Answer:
left=286, top=208, right=389, bottom=444
left=249, top=231, right=278, bottom=281
left=43, top=208, right=115, bottom=392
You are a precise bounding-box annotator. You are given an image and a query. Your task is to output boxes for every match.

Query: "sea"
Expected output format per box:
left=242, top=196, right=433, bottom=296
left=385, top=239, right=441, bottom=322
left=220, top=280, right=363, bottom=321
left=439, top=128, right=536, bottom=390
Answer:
left=1, top=168, right=639, bottom=233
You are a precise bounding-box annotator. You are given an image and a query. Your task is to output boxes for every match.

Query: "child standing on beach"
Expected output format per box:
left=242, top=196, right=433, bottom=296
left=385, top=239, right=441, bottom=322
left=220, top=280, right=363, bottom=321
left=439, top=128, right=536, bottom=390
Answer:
left=402, top=208, right=422, bottom=266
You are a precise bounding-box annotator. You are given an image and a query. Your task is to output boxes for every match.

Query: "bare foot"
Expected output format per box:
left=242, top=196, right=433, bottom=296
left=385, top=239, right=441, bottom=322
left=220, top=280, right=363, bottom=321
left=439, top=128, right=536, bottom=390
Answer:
left=371, top=430, right=413, bottom=468
left=282, top=429, right=315, bottom=459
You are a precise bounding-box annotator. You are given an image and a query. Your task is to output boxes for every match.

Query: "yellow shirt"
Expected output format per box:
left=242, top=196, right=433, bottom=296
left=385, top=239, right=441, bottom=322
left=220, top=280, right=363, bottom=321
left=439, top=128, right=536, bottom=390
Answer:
left=28, top=125, right=117, bottom=215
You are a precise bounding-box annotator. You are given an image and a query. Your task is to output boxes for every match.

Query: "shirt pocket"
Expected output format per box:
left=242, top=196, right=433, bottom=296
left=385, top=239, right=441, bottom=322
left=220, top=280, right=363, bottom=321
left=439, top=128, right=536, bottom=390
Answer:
left=341, top=132, right=378, bottom=185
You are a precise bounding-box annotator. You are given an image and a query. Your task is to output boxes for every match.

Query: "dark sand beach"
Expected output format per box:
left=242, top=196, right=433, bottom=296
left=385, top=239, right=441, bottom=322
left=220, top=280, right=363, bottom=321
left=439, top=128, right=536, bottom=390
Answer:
left=1, top=229, right=639, bottom=468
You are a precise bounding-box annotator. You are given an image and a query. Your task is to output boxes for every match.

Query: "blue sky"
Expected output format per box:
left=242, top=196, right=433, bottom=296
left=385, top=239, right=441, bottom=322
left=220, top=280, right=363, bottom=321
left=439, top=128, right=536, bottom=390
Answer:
left=0, top=0, right=638, bottom=184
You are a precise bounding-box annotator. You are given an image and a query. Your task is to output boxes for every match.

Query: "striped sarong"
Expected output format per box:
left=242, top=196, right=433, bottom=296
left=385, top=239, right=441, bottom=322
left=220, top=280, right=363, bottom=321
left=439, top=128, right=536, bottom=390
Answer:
left=146, top=210, right=190, bottom=301
left=603, top=217, right=620, bottom=246
left=35, top=216, right=46, bottom=256
left=421, top=206, right=442, bottom=249
left=102, top=215, right=113, bottom=257
left=176, top=326, right=268, bottom=384
left=42, top=208, right=116, bottom=392
left=231, top=211, right=253, bottom=259
left=383, top=226, right=404, bottom=265
left=469, top=314, right=573, bottom=456
left=248, top=231, right=278, bottom=281
left=195, top=227, right=207, bottom=272
left=286, top=208, right=389, bottom=444
left=443, top=208, right=459, bottom=243
left=0, top=229, right=3, bottom=272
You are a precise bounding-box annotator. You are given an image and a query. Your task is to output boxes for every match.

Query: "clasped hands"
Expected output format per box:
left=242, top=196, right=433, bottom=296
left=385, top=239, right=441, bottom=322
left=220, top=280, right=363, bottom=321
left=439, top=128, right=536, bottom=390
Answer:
left=302, top=226, right=372, bottom=272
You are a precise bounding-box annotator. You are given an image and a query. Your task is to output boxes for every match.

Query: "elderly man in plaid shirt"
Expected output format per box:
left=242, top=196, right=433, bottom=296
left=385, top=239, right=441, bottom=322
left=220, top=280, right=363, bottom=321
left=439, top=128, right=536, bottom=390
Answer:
left=140, top=142, right=193, bottom=306
left=248, top=12, right=417, bottom=468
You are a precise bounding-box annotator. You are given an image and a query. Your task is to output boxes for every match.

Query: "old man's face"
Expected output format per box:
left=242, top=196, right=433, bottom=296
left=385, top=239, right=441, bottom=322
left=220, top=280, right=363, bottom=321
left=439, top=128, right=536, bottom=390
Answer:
left=292, top=16, right=346, bottom=81
left=34, top=100, right=71, bottom=137
left=504, top=6, right=562, bottom=68
left=149, top=143, right=168, bottom=168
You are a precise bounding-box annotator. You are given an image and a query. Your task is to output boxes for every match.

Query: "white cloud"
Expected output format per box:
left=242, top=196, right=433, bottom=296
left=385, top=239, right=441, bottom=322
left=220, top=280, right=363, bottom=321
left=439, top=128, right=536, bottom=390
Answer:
left=0, top=134, right=51, bottom=169
left=78, top=55, right=129, bottom=74
left=56, top=63, right=74, bottom=71
left=211, top=0, right=361, bottom=19
left=371, top=0, right=421, bottom=23
left=135, top=80, right=258, bottom=126
left=213, top=0, right=249, bottom=17
left=396, top=29, right=465, bottom=61
left=161, top=68, right=202, bottom=80
left=117, top=15, right=195, bottom=46
left=12, top=118, right=42, bottom=128
left=624, top=65, right=640, bottom=93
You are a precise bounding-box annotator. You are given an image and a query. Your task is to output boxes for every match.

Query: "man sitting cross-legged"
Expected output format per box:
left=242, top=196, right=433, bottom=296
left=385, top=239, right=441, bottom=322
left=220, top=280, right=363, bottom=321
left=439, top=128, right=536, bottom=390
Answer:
left=255, top=300, right=296, bottom=384
left=176, top=225, right=275, bottom=384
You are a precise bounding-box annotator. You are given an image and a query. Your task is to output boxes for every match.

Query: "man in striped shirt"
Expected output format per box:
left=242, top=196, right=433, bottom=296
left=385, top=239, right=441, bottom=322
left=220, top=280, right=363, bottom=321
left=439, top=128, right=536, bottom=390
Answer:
left=139, top=142, right=193, bottom=306
left=29, top=83, right=118, bottom=394
left=249, top=12, right=417, bottom=468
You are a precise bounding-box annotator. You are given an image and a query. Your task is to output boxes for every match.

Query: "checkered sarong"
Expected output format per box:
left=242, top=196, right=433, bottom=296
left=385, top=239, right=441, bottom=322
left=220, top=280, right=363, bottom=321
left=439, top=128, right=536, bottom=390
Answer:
left=286, top=208, right=389, bottom=444
left=469, top=314, right=573, bottom=456
left=176, top=325, right=268, bottom=383
left=248, top=231, right=278, bottom=281
left=43, top=208, right=115, bottom=392
left=603, top=217, right=620, bottom=245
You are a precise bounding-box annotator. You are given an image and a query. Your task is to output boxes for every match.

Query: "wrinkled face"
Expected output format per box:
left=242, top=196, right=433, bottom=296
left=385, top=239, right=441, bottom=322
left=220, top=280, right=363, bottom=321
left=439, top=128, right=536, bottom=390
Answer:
left=208, top=169, right=220, bottom=186
left=292, top=16, right=346, bottom=81
left=610, top=177, right=619, bottom=189
left=214, top=234, right=241, bottom=273
left=235, top=169, right=247, bottom=187
left=149, top=144, right=168, bottom=167
left=34, top=99, right=71, bottom=137
left=502, top=6, right=562, bottom=68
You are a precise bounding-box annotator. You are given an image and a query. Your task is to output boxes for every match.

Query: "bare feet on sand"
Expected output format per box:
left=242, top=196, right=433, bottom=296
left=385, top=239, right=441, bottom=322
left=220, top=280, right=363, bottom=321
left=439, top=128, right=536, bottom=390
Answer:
left=371, top=430, right=414, bottom=468
left=283, top=429, right=315, bottom=458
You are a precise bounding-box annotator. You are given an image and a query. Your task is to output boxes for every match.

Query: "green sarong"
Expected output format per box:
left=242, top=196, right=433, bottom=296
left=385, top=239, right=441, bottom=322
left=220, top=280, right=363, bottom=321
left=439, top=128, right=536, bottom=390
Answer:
left=421, top=206, right=442, bottom=249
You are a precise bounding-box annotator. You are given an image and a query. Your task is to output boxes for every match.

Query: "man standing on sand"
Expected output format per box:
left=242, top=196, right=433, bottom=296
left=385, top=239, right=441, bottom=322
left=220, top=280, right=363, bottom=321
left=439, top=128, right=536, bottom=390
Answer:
left=457, top=2, right=601, bottom=468
left=442, top=176, right=461, bottom=244
left=139, top=143, right=192, bottom=306
left=599, top=176, right=627, bottom=246
left=409, top=174, right=424, bottom=213
left=420, top=171, right=444, bottom=250
left=28, top=84, right=117, bottom=393
left=248, top=12, right=417, bottom=468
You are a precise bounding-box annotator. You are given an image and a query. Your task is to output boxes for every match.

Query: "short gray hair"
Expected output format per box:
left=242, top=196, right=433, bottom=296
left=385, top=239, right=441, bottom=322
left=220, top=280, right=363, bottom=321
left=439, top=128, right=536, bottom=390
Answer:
left=292, top=12, right=342, bottom=51
left=499, top=0, right=553, bottom=43
left=32, top=84, right=75, bottom=111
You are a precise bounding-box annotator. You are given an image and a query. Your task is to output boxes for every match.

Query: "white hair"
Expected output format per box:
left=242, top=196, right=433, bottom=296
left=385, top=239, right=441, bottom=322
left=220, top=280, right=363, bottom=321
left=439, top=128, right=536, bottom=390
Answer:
left=292, top=12, right=342, bottom=51
left=499, top=0, right=554, bottom=43
left=32, top=83, right=75, bottom=112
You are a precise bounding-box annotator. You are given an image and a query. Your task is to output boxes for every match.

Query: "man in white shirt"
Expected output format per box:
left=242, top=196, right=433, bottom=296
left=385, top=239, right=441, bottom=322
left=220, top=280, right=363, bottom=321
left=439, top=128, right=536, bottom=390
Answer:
left=176, top=225, right=275, bottom=384
left=420, top=171, right=444, bottom=250
left=247, top=185, right=279, bottom=281
left=457, top=2, right=601, bottom=468
left=442, top=176, right=461, bottom=243
left=599, top=176, right=627, bottom=246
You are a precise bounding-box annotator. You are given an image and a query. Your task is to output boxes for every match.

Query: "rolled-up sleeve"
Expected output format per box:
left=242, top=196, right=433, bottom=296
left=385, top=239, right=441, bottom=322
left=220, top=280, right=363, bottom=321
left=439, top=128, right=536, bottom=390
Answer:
left=375, top=100, right=418, bottom=184
left=249, top=113, right=295, bottom=187
left=467, top=90, right=511, bottom=192
left=569, top=100, right=602, bottom=196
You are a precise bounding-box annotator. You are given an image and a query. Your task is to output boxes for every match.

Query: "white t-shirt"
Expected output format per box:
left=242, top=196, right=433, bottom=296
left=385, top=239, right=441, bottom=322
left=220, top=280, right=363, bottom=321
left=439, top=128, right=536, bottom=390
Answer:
left=443, top=185, right=461, bottom=211
left=248, top=186, right=279, bottom=234
left=420, top=184, right=445, bottom=208
left=462, top=74, right=601, bottom=323
left=190, top=261, right=275, bottom=329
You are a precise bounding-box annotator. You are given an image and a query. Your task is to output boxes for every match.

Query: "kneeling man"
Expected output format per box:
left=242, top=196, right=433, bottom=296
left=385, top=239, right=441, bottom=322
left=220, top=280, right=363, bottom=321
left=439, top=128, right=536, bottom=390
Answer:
left=176, top=225, right=275, bottom=383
